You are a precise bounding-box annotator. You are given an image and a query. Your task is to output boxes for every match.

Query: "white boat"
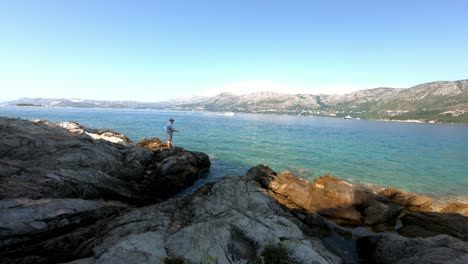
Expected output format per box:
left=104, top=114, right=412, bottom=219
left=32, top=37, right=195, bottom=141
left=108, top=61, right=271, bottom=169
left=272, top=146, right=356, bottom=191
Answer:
left=224, top=112, right=236, bottom=116
left=344, top=115, right=352, bottom=119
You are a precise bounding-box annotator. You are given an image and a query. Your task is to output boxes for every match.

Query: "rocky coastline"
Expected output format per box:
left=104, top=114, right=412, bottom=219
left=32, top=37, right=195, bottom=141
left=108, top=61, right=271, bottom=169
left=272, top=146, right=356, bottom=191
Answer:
left=0, top=116, right=467, bottom=263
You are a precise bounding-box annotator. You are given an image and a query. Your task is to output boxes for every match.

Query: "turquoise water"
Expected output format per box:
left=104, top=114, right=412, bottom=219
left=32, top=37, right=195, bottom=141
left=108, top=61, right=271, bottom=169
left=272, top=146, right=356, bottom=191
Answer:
left=1, top=107, right=467, bottom=199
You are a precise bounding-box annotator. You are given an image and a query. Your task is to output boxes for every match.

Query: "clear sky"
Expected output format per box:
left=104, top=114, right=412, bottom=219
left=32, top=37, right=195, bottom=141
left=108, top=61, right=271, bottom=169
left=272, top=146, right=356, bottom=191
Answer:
left=1, top=0, right=467, bottom=102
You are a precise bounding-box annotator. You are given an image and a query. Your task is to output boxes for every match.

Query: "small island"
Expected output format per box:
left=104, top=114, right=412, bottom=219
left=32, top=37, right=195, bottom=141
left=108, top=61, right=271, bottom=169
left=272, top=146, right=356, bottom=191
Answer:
left=16, top=103, right=43, bottom=107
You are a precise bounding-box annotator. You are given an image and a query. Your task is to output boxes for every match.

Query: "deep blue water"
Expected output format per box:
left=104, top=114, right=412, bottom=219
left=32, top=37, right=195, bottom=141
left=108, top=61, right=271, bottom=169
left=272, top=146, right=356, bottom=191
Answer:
left=1, top=107, right=467, bottom=200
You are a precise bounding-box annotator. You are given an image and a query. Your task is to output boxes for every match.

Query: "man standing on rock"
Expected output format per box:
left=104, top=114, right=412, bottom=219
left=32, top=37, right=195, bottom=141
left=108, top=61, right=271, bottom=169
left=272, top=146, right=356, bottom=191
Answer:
left=165, top=118, right=178, bottom=149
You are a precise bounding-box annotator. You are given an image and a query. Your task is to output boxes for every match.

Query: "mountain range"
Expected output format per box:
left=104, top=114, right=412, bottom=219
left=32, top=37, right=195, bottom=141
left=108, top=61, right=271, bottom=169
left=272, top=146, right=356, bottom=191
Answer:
left=2, top=79, right=468, bottom=124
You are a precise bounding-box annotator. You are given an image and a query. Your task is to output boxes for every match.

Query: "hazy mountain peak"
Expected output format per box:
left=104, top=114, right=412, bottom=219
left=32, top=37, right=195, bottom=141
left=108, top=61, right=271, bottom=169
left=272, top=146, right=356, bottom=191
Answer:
left=409, top=80, right=468, bottom=96
left=249, top=91, right=288, bottom=96
left=216, top=92, right=237, bottom=97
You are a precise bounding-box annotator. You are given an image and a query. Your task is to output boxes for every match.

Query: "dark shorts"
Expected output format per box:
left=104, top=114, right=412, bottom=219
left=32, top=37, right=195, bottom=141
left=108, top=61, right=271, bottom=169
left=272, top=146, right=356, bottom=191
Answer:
left=166, top=134, right=173, bottom=141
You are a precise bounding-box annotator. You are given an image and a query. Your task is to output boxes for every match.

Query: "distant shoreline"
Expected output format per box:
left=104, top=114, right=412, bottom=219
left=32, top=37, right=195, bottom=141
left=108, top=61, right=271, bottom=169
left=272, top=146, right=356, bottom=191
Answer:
left=373, top=118, right=467, bottom=126
left=1, top=105, right=467, bottom=126
left=15, top=103, right=44, bottom=107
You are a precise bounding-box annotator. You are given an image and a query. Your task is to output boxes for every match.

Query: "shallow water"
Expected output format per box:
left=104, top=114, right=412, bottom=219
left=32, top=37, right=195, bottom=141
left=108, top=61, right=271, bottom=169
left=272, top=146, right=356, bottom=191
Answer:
left=1, top=107, right=467, bottom=199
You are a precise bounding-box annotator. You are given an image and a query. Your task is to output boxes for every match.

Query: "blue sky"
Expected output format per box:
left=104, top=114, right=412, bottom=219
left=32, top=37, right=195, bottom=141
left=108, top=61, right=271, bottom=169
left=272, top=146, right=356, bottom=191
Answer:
left=1, top=0, right=467, bottom=102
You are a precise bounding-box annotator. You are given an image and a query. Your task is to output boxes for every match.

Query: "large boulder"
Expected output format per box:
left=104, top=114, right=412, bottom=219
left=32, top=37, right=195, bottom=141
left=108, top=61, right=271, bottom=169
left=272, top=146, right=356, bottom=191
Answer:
left=439, top=202, right=468, bottom=216
left=0, top=198, right=127, bottom=264
left=379, top=187, right=433, bottom=212
left=144, top=147, right=210, bottom=198
left=0, top=117, right=212, bottom=263
left=136, top=137, right=166, bottom=151
left=136, top=139, right=211, bottom=199
left=0, top=117, right=152, bottom=203
left=246, top=165, right=400, bottom=228
left=61, top=176, right=343, bottom=264
left=398, top=211, right=468, bottom=242
left=361, top=200, right=402, bottom=231
left=55, top=121, right=132, bottom=144
left=247, top=165, right=468, bottom=262
left=357, top=234, right=468, bottom=264
left=0, top=117, right=210, bottom=204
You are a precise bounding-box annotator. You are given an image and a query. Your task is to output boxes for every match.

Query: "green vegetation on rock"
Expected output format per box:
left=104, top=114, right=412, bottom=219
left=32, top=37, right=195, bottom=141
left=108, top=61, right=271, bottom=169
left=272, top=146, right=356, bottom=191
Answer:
left=254, top=243, right=296, bottom=264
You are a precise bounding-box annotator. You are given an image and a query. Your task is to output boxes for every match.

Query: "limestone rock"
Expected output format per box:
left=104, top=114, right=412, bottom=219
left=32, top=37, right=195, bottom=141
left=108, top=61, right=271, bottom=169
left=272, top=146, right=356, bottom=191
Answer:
left=303, top=213, right=333, bottom=237
left=0, top=117, right=152, bottom=203
left=379, top=187, right=433, bottom=211
left=0, top=198, right=127, bottom=263
left=54, top=121, right=132, bottom=144
left=357, top=234, right=468, bottom=264
left=0, top=117, right=212, bottom=263
left=362, top=200, right=402, bottom=227
left=68, top=176, right=342, bottom=264
left=136, top=137, right=166, bottom=151
left=144, top=147, right=211, bottom=198
left=247, top=165, right=391, bottom=227
left=246, top=164, right=277, bottom=188
left=439, top=202, right=468, bottom=216
left=398, top=211, right=468, bottom=242
left=318, top=207, right=362, bottom=226
left=0, top=117, right=210, bottom=204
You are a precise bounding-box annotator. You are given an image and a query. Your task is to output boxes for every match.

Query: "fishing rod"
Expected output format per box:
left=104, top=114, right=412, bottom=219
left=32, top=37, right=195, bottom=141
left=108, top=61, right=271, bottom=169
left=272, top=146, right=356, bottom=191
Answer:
left=177, top=117, right=210, bottom=131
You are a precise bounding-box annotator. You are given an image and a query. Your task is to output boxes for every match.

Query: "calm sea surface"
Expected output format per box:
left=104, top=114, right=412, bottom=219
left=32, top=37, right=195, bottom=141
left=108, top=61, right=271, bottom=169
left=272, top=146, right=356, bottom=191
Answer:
left=1, top=107, right=467, bottom=200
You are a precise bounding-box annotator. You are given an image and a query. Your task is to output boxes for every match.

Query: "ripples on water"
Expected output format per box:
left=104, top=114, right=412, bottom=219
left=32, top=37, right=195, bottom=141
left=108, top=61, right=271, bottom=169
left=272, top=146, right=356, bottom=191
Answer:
left=1, top=107, right=467, bottom=199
